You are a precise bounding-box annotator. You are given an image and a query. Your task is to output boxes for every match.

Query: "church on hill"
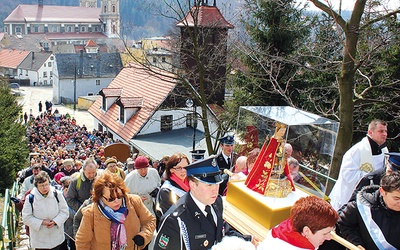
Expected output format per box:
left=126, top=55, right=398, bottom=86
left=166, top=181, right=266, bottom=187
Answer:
left=3, top=0, right=120, bottom=41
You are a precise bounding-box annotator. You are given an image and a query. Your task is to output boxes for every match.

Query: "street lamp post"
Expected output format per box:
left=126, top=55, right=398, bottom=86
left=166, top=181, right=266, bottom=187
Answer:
left=73, top=64, right=77, bottom=111
left=186, top=99, right=197, bottom=151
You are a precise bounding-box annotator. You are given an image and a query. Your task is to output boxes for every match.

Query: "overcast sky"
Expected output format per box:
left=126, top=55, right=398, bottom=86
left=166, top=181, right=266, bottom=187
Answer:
left=305, top=0, right=399, bottom=11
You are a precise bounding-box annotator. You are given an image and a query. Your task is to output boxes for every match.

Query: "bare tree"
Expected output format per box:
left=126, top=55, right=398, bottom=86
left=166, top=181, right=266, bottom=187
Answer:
left=309, top=0, right=400, bottom=185
left=123, top=0, right=236, bottom=154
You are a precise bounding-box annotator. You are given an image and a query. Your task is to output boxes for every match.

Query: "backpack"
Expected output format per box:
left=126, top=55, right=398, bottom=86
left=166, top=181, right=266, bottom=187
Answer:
left=28, top=189, right=59, bottom=210
left=26, top=189, right=59, bottom=236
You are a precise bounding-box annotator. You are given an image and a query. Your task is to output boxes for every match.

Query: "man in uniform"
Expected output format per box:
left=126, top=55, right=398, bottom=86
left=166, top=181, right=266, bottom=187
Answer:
left=154, top=157, right=225, bottom=250
left=216, top=133, right=238, bottom=195
left=347, top=152, right=400, bottom=203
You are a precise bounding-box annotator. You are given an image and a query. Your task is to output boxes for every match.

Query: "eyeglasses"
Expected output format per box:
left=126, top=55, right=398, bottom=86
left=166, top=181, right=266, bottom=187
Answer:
left=173, top=167, right=186, bottom=171
left=102, top=194, right=124, bottom=202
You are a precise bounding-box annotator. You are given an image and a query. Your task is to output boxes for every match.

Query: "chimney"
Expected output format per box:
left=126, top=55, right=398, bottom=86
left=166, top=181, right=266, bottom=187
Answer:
left=32, top=52, right=35, bottom=61
left=38, top=0, right=43, bottom=7
left=79, top=50, right=84, bottom=78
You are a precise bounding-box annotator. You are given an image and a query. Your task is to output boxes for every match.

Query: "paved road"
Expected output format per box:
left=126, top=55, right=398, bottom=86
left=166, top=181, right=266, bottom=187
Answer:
left=19, top=86, right=94, bottom=131
left=14, top=86, right=95, bottom=249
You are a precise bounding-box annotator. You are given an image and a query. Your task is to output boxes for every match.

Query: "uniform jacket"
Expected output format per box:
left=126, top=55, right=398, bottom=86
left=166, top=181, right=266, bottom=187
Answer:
left=154, top=193, right=224, bottom=250
left=216, top=152, right=238, bottom=195
left=155, top=179, right=187, bottom=219
left=22, top=186, right=69, bottom=249
left=216, top=152, right=238, bottom=171
left=338, top=185, right=400, bottom=250
left=66, top=171, right=94, bottom=212
left=75, top=194, right=156, bottom=250
left=348, top=167, right=386, bottom=203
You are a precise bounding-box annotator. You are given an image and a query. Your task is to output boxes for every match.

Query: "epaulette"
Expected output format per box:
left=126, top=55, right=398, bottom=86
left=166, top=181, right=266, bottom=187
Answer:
left=171, top=204, right=187, bottom=217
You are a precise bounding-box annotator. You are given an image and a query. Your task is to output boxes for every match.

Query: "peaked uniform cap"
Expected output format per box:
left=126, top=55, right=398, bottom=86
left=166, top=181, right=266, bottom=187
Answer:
left=190, top=149, right=206, bottom=161
left=219, top=133, right=235, bottom=145
left=386, top=152, right=400, bottom=171
left=186, top=157, right=223, bottom=184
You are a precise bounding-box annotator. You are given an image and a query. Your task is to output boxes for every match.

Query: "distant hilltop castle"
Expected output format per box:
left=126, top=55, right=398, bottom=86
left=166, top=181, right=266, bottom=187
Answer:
left=3, top=0, right=120, bottom=39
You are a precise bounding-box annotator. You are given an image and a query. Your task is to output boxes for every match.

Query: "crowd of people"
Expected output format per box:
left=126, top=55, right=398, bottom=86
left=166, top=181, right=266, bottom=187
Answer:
left=14, top=109, right=400, bottom=250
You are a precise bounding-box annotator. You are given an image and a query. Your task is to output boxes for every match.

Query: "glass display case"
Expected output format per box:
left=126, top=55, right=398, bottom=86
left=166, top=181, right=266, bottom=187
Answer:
left=236, top=106, right=339, bottom=198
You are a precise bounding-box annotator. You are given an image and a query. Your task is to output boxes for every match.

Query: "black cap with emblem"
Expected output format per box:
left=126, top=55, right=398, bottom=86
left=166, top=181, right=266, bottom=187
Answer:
left=386, top=152, right=400, bottom=171
left=185, top=157, right=223, bottom=184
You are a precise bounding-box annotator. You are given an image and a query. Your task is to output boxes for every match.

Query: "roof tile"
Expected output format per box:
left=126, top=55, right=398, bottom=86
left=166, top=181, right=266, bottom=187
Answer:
left=88, top=63, right=177, bottom=142
left=0, top=49, right=30, bottom=68
left=176, top=6, right=234, bottom=29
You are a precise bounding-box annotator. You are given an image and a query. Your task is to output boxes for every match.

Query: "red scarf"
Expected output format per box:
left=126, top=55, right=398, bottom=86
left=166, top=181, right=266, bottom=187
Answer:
left=271, top=218, right=315, bottom=249
left=169, top=173, right=190, bottom=192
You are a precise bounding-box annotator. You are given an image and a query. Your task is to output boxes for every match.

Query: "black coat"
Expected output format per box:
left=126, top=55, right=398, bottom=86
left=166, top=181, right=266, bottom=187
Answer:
left=216, top=152, right=238, bottom=195
left=154, top=193, right=224, bottom=250
left=338, top=185, right=400, bottom=250
left=347, top=168, right=386, bottom=204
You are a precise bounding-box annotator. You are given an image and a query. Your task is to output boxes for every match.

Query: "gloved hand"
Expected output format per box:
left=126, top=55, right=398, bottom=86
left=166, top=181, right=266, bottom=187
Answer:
left=133, top=235, right=145, bottom=246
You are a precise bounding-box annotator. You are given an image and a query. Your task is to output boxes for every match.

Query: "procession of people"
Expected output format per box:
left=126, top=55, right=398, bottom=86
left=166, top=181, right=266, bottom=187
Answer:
left=13, top=102, right=400, bottom=250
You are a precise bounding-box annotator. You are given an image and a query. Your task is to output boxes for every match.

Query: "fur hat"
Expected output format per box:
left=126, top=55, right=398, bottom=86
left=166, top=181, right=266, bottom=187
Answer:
left=104, top=158, right=118, bottom=167
left=62, top=158, right=74, bottom=167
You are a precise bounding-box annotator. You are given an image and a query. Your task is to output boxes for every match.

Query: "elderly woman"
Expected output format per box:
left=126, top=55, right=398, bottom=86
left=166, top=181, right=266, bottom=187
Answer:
left=155, top=153, right=190, bottom=219
left=75, top=172, right=156, bottom=250
left=22, top=171, right=69, bottom=250
left=104, top=157, right=126, bottom=180
left=258, top=196, right=338, bottom=250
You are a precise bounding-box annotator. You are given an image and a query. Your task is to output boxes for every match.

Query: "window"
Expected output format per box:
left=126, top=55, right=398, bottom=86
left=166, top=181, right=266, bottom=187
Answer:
left=119, top=106, right=125, bottom=123
left=94, top=27, right=98, bottom=32
left=50, top=71, right=53, bottom=77
left=81, top=26, right=86, bottom=32
left=104, top=6, right=107, bottom=13
left=102, top=97, right=106, bottom=110
left=67, top=27, right=72, bottom=32
left=44, top=80, right=48, bottom=85
left=112, top=5, right=116, bottom=12
left=16, top=27, right=22, bottom=33
left=43, top=72, right=48, bottom=78
left=96, top=80, right=100, bottom=85
left=162, top=57, right=166, bottom=62
left=161, top=115, right=173, bottom=131
left=52, top=26, right=58, bottom=32
left=43, top=63, right=47, bottom=67
left=153, top=57, right=157, bottom=63
left=34, top=26, right=39, bottom=32
left=48, top=62, right=52, bottom=67
left=50, top=56, right=54, bottom=60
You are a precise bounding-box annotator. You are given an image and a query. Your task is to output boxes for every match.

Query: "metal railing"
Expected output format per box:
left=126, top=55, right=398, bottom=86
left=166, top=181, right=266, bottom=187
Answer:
left=1, top=182, right=20, bottom=250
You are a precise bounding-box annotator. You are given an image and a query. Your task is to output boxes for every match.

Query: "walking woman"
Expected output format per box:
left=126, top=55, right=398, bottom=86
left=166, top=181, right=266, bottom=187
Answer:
left=75, top=172, right=156, bottom=249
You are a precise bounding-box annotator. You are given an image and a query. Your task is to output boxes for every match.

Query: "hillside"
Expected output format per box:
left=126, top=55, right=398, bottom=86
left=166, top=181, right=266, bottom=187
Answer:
left=0, top=0, right=241, bottom=39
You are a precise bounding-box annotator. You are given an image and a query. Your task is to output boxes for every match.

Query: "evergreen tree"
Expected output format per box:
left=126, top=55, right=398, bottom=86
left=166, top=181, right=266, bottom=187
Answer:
left=0, top=81, right=29, bottom=193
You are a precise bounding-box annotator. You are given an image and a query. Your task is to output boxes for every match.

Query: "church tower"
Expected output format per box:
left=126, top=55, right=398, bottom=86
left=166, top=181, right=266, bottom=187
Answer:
left=99, top=0, right=120, bottom=38
left=176, top=0, right=234, bottom=106
left=80, top=0, right=97, bottom=8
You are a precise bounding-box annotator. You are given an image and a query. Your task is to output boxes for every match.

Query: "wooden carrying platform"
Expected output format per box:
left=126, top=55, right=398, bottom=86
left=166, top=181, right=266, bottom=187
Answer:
left=223, top=197, right=269, bottom=241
